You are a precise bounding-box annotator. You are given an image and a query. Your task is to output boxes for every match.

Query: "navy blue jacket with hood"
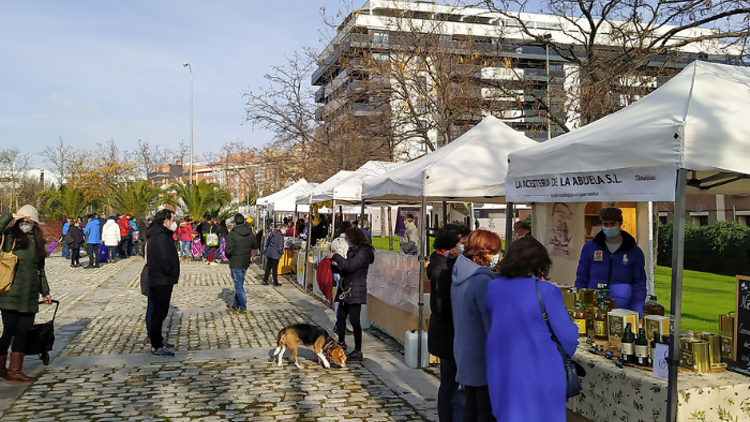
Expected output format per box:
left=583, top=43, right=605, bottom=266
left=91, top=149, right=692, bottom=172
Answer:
left=574, top=230, right=647, bottom=315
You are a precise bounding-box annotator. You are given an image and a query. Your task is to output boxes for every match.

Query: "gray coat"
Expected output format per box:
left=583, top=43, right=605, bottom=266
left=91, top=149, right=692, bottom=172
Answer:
left=263, top=230, right=284, bottom=260
left=451, top=254, right=496, bottom=387
left=400, top=222, right=419, bottom=255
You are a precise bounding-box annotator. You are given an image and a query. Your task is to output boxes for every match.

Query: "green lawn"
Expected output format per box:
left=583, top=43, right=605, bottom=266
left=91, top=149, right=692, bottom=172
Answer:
left=372, top=236, right=401, bottom=253
left=653, top=266, right=736, bottom=333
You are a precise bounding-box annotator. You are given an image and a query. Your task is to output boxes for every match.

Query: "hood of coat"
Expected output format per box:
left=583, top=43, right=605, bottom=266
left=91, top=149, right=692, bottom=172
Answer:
left=103, top=220, right=118, bottom=229
left=452, top=254, right=496, bottom=286
left=592, top=229, right=637, bottom=251
left=231, top=224, right=253, bottom=237
left=147, top=223, right=172, bottom=239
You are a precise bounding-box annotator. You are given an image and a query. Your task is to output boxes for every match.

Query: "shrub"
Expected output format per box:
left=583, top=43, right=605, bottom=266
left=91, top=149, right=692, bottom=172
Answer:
left=657, top=221, right=750, bottom=276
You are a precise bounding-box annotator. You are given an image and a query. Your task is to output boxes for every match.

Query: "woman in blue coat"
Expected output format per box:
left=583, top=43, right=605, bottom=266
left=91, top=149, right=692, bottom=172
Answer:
left=485, top=237, right=579, bottom=422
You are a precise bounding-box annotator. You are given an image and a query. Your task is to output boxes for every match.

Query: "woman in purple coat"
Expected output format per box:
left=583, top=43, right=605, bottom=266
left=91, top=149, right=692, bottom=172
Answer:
left=485, top=237, right=579, bottom=422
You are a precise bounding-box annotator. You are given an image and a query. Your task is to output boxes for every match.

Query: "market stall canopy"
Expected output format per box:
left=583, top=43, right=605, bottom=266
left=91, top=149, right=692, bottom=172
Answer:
left=506, top=61, right=750, bottom=203
left=362, top=116, right=540, bottom=203
left=333, top=161, right=405, bottom=205
left=297, top=170, right=354, bottom=206
left=257, top=179, right=317, bottom=212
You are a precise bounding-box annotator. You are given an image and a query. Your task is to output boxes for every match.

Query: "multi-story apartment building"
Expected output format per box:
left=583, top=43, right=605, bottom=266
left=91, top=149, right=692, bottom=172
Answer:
left=312, top=0, right=738, bottom=160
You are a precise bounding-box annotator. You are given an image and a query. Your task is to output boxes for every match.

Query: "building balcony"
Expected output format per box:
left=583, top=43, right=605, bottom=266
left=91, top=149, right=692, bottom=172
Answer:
left=315, top=87, right=326, bottom=104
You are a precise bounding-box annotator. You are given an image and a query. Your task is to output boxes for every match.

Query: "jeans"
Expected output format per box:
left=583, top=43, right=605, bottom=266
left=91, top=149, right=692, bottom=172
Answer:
left=87, top=243, right=99, bottom=267
left=438, top=356, right=461, bottom=422
left=62, top=242, right=70, bottom=259
left=107, top=246, right=117, bottom=261
left=117, top=236, right=128, bottom=257
left=0, top=310, right=35, bottom=353
left=148, top=285, right=174, bottom=349
left=463, top=385, right=495, bottom=422
left=180, top=241, right=191, bottom=258
left=231, top=268, right=247, bottom=311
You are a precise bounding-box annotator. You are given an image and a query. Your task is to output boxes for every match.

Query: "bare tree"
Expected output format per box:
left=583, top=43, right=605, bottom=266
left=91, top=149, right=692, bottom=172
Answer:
left=41, top=136, right=75, bottom=186
left=479, top=0, right=750, bottom=127
left=134, top=139, right=169, bottom=180
left=0, top=147, right=31, bottom=212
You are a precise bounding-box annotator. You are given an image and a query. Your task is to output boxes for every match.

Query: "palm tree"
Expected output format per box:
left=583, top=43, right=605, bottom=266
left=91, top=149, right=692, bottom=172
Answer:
left=38, top=185, right=95, bottom=220
left=170, top=181, right=232, bottom=220
left=111, top=180, right=169, bottom=217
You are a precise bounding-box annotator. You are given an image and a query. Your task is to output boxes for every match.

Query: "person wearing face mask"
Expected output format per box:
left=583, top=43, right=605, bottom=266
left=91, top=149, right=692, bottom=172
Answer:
left=512, top=221, right=532, bottom=239
left=325, top=226, right=375, bottom=362
left=428, top=224, right=470, bottom=422
left=144, top=209, right=180, bottom=357
left=0, top=205, right=52, bottom=382
left=451, top=229, right=502, bottom=422
left=575, top=207, right=647, bottom=315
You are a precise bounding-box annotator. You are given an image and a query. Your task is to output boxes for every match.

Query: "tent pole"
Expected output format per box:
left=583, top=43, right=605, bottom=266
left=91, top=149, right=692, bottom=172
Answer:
left=442, top=201, right=448, bottom=228
left=294, top=204, right=299, bottom=239
left=648, top=201, right=655, bottom=295
left=666, top=168, right=687, bottom=422
left=360, top=200, right=366, bottom=228
left=417, top=194, right=427, bottom=369
left=331, top=200, right=336, bottom=240
left=469, top=203, right=476, bottom=229
left=505, top=202, right=514, bottom=252
left=303, top=194, right=313, bottom=293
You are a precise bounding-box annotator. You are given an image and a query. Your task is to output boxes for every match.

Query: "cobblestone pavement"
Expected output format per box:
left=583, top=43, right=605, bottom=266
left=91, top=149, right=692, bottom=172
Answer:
left=0, top=254, right=438, bottom=421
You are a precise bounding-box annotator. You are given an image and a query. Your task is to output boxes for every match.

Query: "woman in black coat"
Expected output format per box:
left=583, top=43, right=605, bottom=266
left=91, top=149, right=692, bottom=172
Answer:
left=68, top=220, right=85, bottom=268
left=327, top=226, right=374, bottom=362
left=427, top=224, right=470, bottom=422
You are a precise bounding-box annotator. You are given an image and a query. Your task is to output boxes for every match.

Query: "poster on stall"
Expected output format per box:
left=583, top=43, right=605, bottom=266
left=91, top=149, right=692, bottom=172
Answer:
left=532, top=202, right=586, bottom=285
left=394, top=207, right=420, bottom=237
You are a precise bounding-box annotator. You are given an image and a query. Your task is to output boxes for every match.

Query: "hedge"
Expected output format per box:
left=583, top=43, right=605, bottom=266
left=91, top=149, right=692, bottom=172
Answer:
left=657, top=221, right=750, bottom=276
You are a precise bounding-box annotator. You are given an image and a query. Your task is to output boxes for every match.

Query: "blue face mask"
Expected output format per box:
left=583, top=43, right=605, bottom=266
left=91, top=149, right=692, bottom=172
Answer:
left=459, top=244, right=465, bottom=254
left=602, top=227, right=620, bottom=239
left=489, top=254, right=499, bottom=268
left=347, top=242, right=354, bottom=248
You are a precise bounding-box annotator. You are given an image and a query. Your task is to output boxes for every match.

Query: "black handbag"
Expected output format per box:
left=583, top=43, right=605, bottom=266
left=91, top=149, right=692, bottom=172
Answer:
left=535, top=278, right=585, bottom=399
left=140, top=244, right=150, bottom=297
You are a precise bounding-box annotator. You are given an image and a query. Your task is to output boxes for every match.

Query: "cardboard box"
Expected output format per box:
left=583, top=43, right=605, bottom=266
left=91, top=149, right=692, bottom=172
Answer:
left=644, top=315, right=671, bottom=342
left=608, top=309, right=639, bottom=343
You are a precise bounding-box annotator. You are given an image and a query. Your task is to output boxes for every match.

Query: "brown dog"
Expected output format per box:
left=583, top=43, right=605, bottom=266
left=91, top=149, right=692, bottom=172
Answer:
left=273, top=323, right=347, bottom=369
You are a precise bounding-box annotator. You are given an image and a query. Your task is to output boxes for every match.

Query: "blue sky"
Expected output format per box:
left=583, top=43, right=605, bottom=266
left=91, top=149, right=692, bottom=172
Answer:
left=0, top=0, right=347, bottom=166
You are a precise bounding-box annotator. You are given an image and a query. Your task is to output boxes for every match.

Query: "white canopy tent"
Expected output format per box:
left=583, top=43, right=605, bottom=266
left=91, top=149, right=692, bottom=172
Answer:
left=362, top=115, right=540, bottom=368
left=257, top=179, right=317, bottom=213
left=505, top=61, right=750, bottom=422
left=362, top=115, right=540, bottom=203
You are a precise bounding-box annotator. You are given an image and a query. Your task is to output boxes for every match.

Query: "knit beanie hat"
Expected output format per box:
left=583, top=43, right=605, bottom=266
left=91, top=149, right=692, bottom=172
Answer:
left=17, top=204, right=39, bottom=224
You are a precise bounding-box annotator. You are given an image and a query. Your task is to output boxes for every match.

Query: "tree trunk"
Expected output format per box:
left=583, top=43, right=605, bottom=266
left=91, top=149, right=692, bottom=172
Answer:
left=380, top=207, right=386, bottom=241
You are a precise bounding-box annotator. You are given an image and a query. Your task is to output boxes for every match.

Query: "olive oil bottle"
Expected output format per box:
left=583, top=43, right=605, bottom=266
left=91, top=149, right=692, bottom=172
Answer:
left=621, top=323, right=635, bottom=364
left=593, top=304, right=609, bottom=341
left=650, top=331, right=660, bottom=363
left=635, top=328, right=649, bottom=366
left=596, top=288, right=617, bottom=310
left=572, top=300, right=588, bottom=337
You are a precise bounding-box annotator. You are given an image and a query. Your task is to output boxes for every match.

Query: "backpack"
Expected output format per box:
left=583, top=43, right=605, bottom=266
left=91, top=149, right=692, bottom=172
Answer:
left=63, top=230, right=74, bottom=245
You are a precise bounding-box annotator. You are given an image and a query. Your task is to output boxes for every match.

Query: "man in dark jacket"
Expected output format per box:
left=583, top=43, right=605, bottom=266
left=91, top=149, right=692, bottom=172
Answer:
left=575, top=207, right=647, bottom=315
left=145, top=209, right=180, bottom=357
left=225, top=214, right=259, bottom=313
left=262, top=224, right=286, bottom=286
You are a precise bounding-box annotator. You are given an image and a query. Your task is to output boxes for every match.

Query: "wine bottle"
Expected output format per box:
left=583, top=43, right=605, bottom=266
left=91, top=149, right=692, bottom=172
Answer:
left=650, top=331, right=660, bottom=363
left=635, top=328, right=649, bottom=366
left=621, top=323, right=635, bottom=364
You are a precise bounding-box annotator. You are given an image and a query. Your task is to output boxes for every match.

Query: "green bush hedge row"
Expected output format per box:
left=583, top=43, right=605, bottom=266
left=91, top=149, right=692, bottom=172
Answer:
left=657, top=221, right=750, bottom=276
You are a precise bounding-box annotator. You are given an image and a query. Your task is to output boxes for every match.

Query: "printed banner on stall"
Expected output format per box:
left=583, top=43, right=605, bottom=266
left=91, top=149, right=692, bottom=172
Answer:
left=506, top=165, right=676, bottom=203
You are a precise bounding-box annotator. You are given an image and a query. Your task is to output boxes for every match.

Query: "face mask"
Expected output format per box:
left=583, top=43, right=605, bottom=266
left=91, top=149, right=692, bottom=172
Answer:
left=602, top=227, right=620, bottom=239
left=459, top=244, right=465, bottom=254
left=513, top=233, right=520, bottom=239
left=489, top=254, right=499, bottom=268
left=169, top=221, right=178, bottom=231
left=19, top=222, right=33, bottom=233
left=347, top=242, right=354, bottom=248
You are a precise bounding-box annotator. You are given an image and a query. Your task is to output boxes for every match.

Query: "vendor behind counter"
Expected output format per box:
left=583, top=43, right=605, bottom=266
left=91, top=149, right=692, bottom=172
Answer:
left=574, top=207, right=647, bottom=315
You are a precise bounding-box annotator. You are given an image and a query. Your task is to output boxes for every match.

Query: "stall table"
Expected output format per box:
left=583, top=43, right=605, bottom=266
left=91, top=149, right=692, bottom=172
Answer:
left=569, top=344, right=750, bottom=422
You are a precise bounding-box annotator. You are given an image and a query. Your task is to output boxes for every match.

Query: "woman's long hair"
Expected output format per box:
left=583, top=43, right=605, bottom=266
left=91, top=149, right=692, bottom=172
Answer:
left=10, top=221, right=47, bottom=260
left=344, top=227, right=375, bottom=251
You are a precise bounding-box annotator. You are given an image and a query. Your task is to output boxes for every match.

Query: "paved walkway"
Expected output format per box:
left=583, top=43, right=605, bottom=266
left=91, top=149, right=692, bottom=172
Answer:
left=0, top=255, right=438, bottom=421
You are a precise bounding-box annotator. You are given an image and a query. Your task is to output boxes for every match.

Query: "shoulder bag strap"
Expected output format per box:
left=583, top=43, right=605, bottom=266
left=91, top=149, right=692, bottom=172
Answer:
left=535, top=278, right=570, bottom=360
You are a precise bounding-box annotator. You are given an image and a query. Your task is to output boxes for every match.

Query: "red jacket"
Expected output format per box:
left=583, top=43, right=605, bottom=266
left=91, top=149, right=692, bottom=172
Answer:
left=118, top=216, right=130, bottom=237
left=176, top=225, right=195, bottom=241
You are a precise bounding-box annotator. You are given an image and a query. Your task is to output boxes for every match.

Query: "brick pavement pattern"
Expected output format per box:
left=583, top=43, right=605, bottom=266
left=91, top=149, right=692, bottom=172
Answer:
left=0, top=255, right=436, bottom=421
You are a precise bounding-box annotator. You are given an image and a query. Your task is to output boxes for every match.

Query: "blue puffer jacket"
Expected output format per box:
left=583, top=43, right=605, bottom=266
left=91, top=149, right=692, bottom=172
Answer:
left=574, top=230, right=647, bottom=315
left=263, top=230, right=285, bottom=260
left=84, top=219, right=101, bottom=244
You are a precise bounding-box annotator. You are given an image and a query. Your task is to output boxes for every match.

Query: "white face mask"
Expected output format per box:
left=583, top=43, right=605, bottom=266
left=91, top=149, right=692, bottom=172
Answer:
left=169, top=221, right=178, bottom=231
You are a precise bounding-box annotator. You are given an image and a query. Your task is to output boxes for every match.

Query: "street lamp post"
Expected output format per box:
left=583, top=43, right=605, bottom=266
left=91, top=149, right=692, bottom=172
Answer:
left=183, top=63, right=193, bottom=187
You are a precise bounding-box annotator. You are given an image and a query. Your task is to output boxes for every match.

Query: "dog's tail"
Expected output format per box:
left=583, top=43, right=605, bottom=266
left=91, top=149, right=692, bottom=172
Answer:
left=273, top=327, right=287, bottom=356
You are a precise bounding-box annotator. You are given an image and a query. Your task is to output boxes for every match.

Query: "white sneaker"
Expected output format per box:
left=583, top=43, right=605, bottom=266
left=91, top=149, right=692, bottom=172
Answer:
left=210, top=262, right=218, bottom=266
